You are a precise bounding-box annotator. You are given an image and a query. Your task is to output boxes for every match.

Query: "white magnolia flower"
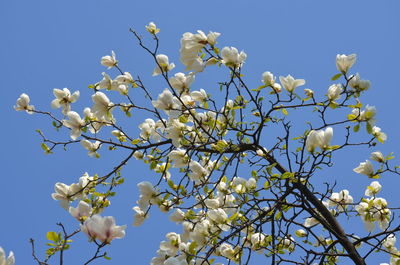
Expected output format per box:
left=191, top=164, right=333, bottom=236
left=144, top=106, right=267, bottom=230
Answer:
left=14, top=93, right=34, bottom=114
left=217, top=243, right=235, bottom=260
left=0, top=247, right=15, bottom=265
left=69, top=200, right=92, bottom=221
left=51, top=88, right=80, bottom=115
left=221, top=47, right=247, bottom=68
left=164, top=256, right=188, bottom=265
left=111, top=130, right=126, bottom=142
left=190, top=89, right=207, bottom=103
left=97, top=72, right=119, bottom=91
left=166, top=119, right=186, bottom=147
left=115, top=72, right=134, bottom=85
left=261, top=71, right=282, bottom=92
left=101, top=51, right=117, bottom=68
left=139, top=118, right=163, bottom=142
left=370, top=151, right=385, bottom=163
left=152, top=54, right=175, bottom=76
left=306, top=127, right=333, bottom=153
left=137, top=181, right=159, bottom=209
left=189, top=161, right=208, bottom=183
left=152, top=88, right=179, bottom=112
left=295, top=229, right=307, bottom=237
left=326, top=189, right=353, bottom=212
left=372, top=126, right=387, bottom=143
left=91, top=92, right=114, bottom=122
left=145, top=22, right=160, bottom=34
left=353, top=160, right=374, bottom=178
left=327, top=84, right=343, bottom=102
left=279, top=75, right=305, bottom=93
left=365, top=181, right=382, bottom=197
left=180, top=52, right=205, bottom=72
left=336, top=54, right=356, bottom=73
left=304, top=88, right=314, bottom=98
left=356, top=197, right=391, bottom=232
left=382, top=234, right=396, bottom=250
left=169, top=209, right=185, bottom=223
left=349, top=73, right=371, bottom=92
left=159, top=232, right=181, bottom=256
left=132, top=206, right=148, bottom=226
left=63, top=111, right=86, bottom=140
left=51, top=182, right=82, bottom=209
left=169, top=72, right=195, bottom=94
left=261, top=71, right=275, bottom=86
left=168, top=149, right=189, bottom=167
left=304, top=217, right=319, bottom=228
left=81, top=215, right=126, bottom=243
left=80, top=139, right=101, bottom=157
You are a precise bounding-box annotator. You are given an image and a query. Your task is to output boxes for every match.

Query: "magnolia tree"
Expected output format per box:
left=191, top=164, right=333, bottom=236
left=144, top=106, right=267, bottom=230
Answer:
left=12, top=22, right=400, bottom=265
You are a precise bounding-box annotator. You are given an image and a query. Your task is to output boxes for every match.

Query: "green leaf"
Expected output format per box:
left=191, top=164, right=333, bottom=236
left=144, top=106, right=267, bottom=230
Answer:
left=353, top=123, right=360, bottom=132
left=189, top=241, right=197, bottom=254
left=46, top=231, right=60, bottom=242
left=281, top=108, right=288, bottom=116
left=366, top=122, right=373, bottom=134
left=103, top=255, right=111, bottom=260
left=331, top=73, right=342, bottom=81
left=263, top=181, right=271, bottom=190
left=131, top=139, right=141, bottom=145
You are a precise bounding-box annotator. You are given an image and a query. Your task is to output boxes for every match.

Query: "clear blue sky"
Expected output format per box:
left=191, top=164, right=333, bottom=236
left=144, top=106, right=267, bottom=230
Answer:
left=2, top=0, right=400, bottom=264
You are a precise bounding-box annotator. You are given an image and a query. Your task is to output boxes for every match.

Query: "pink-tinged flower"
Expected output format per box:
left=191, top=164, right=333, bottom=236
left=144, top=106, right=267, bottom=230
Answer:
left=80, top=215, right=126, bottom=243
left=69, top=201, right=92, bottom=221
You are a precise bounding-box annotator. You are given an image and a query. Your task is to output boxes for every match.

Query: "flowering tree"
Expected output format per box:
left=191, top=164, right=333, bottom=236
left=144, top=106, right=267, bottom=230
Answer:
left=13, top=23, right=400, bottom=265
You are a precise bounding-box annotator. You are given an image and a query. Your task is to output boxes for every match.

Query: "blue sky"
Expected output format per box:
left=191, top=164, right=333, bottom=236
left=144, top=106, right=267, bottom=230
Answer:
left=2, top=0, right=400, bottom=264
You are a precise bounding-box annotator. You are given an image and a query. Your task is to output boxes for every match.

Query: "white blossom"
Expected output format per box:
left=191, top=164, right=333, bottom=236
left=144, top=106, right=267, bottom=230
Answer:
left=370, top=151, right=385, bottom=163
left=189, top=161, right=208, bottom=183
left=137, top=181, right=158, bottom=209
left=101, top=51, right=117, bottom=68
left=220, top=47, right=247, bottom=68
left=168, top=149, right=189, bottom=167
left=152, top=88, right=180, bottom=112
left=14, top=93, right=34, bottom=114
left=91, top=92, right=114, bottom=122
left=169, top=72, right=195, bottom=94
left=326, top=189, right=353, bottom=212
left=63, top=111, right=86, bottom=140
left=69, top=200, right=92, bottom=221
left=145, top=22, right=160, bottom=34
left=132, top=206, right=148, bottom=226
left=190, top=89, right=207, bottom=103
left=279, top=75, right=305, bottom=93
left=349, top=73, right=370, bottom=92
left=372, top=126, right=387, bottom=143
left=0, top=247, right=15, bottom=265
left=306, top=127, right=333, bottom=153
left=51, top=182, right=83, bottom=210
left=353, top=160, right=374, bottom=178
left=336, top=54, right=356, bottom=73
left=365, top=181, right=382, bottom=197
left=152, top=54, right=175, bottom=76
left=327, top=84, right=342, bottom=101
left=80, top=139, right=101, bottom=157
left=80, top=215, right=126, bottom=243
left=169, top=209, right=185, bottom=223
